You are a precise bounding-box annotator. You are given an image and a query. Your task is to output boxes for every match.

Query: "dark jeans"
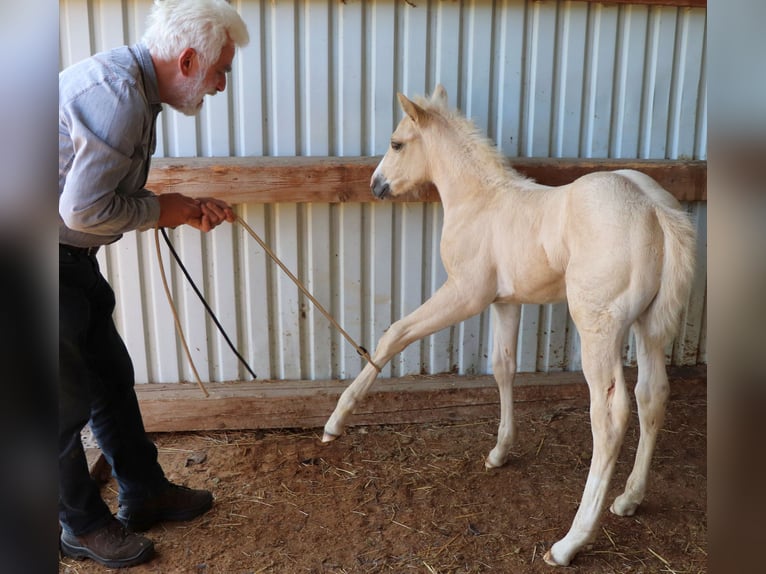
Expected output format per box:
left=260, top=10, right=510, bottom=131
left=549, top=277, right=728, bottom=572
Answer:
left=59, top=244, right=167, bottom=536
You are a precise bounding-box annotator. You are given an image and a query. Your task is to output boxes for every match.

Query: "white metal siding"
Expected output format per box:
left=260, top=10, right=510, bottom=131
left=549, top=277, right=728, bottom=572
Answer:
left=60, top=0, right=707, bottom=383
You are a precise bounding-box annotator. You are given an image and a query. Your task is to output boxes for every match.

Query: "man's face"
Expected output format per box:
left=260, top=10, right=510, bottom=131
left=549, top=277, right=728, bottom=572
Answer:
left=174, top=41, right=235, bottom=116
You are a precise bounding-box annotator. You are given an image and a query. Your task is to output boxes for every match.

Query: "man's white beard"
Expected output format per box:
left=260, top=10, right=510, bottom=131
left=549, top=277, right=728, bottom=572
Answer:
left=173, top=71, right=210, bottom=116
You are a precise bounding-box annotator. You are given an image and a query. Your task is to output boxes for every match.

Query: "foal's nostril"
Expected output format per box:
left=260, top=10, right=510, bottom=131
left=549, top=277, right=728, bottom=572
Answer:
left=371, top=175, right=391, bottom=199
left=373, top=183, right=390, bottom=199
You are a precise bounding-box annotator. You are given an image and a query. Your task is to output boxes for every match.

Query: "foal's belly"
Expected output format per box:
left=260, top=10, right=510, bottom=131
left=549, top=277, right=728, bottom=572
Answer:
left=494, top=272, right=567, bottom=305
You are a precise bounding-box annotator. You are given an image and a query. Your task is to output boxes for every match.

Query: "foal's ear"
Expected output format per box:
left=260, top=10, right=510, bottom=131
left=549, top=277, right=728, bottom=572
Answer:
left=431, top=84, right=448, bottom=107
left=397, top=93, right=429, bottom=126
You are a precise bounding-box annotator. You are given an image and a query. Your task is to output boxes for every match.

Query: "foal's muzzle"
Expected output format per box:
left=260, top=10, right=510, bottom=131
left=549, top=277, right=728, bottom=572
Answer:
left=371, top=174, right=391, bottom=199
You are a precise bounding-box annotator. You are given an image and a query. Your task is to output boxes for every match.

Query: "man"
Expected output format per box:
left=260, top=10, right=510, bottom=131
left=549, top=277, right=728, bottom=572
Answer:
left=58, top=0, right=249, bottom=567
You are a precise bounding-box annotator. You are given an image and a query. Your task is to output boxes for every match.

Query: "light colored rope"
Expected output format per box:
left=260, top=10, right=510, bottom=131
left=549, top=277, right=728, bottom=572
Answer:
left=154, top=216, right=382, bottom=399
left=154, top=226, right=210, bottom=397
left=235, top=215, right=382, bottom=374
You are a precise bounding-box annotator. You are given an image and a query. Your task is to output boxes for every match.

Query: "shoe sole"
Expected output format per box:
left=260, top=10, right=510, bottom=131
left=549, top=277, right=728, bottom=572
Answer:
left=60, top=539, right=155, bottom=569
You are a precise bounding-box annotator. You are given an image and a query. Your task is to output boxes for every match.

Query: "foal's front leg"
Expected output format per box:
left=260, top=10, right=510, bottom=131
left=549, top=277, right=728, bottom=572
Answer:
left=322, top=280, right=491, bottom=442
left=485, top=302, right=521, bottom=468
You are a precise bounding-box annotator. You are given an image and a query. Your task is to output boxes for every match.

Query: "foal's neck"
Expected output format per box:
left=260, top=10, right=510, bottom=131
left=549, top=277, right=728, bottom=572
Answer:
left=429, top=136, right=520, bottom=208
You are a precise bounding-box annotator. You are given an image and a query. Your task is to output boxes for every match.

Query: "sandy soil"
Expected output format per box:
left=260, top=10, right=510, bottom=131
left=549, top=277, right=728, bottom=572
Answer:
left=60, top=376, right=706, bottom=573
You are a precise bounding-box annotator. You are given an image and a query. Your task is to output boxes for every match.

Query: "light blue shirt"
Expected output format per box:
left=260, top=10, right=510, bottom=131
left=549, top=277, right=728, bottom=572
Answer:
left=59, top=43, right=162, bottom=248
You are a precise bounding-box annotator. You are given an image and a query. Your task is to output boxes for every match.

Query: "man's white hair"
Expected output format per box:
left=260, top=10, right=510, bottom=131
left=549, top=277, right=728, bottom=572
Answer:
left=142, top=0, right=249, bottom=68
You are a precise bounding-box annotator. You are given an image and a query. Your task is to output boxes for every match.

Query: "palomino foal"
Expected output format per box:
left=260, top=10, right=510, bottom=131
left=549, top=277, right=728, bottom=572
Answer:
left=322, top=85, right=696, bottom=566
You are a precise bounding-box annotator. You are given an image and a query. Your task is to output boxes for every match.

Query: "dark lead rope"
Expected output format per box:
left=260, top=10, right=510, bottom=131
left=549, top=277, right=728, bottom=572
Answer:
left=159, top=227, right=258, bottom=380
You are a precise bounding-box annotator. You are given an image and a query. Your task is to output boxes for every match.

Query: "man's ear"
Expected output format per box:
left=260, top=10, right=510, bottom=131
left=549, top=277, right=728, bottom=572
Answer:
left=178, top=48, right=196, bottom=77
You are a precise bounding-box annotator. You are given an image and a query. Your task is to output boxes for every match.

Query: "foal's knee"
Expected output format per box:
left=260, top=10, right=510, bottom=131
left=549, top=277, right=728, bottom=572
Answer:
left=492, top=358, right=516, bottom=381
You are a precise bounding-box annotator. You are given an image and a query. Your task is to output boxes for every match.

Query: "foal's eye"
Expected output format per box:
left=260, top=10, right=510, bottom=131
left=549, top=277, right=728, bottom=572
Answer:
left=390, top=141, right=403, bottom=151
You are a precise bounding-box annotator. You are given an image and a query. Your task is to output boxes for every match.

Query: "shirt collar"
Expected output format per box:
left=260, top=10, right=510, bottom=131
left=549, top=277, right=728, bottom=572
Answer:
left=131, top=43, right=161, bottom=108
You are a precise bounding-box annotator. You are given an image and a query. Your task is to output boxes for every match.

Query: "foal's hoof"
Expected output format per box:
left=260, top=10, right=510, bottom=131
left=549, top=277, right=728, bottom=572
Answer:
left=543, top=550, right=557, bottom=566
left=543, top=549, right=567, bottom=567
left=484, top=447, right=509, bottom=469
left=610, top=496, right=639, bottom=517
left=321, top=431, right=339, bottom=443
left=543, top=543, right=573, bottom=567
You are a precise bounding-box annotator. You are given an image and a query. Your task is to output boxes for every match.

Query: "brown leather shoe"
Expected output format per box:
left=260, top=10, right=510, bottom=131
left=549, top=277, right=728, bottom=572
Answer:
left=60, top=517, right=155, bottom=568
left=117, top=482, right=213, bottom=532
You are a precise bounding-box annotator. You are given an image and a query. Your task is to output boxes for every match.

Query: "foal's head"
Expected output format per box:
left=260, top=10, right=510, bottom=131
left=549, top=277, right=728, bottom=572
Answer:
left=371, top=85, right=449, bottom=199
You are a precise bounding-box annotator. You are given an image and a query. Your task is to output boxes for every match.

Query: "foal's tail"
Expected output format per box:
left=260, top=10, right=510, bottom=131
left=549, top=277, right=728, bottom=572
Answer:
left=643, top=204, right=697, bottom=343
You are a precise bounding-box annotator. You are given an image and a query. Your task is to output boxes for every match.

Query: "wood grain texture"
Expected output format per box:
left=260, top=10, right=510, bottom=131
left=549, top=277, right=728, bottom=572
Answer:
left=135, top=366, right=707, bottom=432
left=146, top=157, right=706, bottom=204
left=574, top=0, right=705, bottom=6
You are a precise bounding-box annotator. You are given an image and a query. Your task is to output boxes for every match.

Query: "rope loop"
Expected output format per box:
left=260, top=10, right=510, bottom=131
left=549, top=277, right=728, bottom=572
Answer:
left=154, top=226, right=210, bottom=397
left=154, top=217, right=383, bottom=398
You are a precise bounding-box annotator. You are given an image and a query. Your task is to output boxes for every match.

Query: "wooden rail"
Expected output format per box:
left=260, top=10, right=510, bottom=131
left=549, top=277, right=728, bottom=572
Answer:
left=147, top=157, right=706, bottom=204
left=135, top=366, right=707, bottom=432
left=577, top=0, right=705, bottom=7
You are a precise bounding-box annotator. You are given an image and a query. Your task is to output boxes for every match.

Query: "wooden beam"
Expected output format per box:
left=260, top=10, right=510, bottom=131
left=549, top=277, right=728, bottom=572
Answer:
left=136, top=366, right=706, bottom=433
left=511, top=158, right=706, bottom=202
left=146, top=157, right=706, bottom=204
left=576, top=0, right=705, bottom=7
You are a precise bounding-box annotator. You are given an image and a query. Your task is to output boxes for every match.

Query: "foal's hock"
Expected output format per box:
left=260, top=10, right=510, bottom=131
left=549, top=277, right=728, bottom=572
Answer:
left=322, top=85, right=696, bottom=567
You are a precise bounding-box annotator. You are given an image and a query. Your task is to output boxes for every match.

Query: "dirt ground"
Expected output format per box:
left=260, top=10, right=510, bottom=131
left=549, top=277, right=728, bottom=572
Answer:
left=59, top=377, right=706, bottom=574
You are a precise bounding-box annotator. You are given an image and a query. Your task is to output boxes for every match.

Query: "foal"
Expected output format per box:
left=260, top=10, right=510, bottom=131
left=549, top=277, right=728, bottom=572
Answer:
left=322, top=85, right=696, bottom=566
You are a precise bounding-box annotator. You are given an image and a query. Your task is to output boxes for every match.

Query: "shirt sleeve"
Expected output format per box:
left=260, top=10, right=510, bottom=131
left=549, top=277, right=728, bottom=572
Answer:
left=59, top=78, right=160, bottom=235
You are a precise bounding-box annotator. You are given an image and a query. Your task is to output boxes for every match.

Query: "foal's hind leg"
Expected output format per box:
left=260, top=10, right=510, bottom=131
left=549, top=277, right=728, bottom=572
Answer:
left=485, top=303, right=521, bottom=469
left=545, top=329, right=631, bottom=567
left=611, top=322, right=669, bottom=516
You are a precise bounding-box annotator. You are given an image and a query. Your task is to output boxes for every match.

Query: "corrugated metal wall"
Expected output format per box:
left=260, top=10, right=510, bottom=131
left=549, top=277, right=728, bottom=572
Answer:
left=59, top=0, right=707, bottom=383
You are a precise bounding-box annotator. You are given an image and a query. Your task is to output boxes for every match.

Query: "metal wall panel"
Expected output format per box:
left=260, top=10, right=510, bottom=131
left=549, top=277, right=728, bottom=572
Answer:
left=60, top=1, right=707, bottom=383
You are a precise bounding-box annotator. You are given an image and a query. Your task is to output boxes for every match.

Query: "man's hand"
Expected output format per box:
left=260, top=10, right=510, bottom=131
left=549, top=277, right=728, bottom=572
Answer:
left=157, top=194, right=235, bottom=232
left=198, top=197, right=236, bottom=229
